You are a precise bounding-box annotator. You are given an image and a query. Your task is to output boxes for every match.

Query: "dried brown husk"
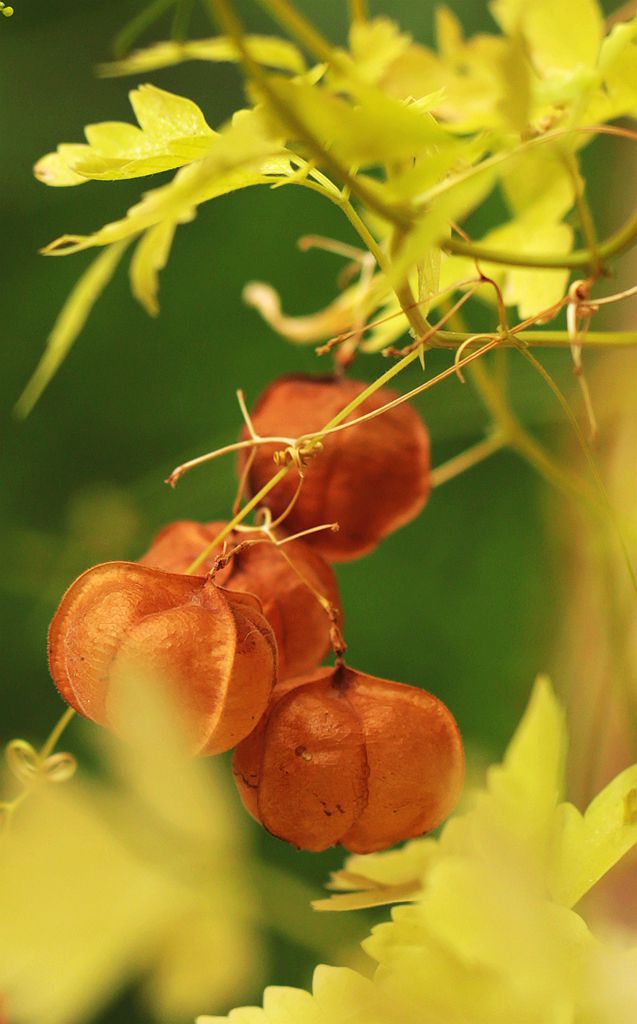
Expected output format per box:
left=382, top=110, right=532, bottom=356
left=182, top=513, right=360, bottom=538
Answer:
left=48, top=561, right=277, bottom=755
left=232, top=666, right=464, bottom=853
left=238, top=374, right=431, bottom=562
left=140, top=520, right=342, bottom=679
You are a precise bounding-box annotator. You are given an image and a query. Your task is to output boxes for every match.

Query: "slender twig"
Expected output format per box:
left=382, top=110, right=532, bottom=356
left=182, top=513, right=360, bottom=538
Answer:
left=183, top=339, right=501, bottom=574
left=468, top=358, right=601, bottom=512
left=1, top=707, right=76, bottom=830
left=435, top=329, right=637, bottom=349
left=167, top=435, right=294, bottom=487
left=40, top=707, right=76, bottom=761
left=256, top=0, right=341, bottom=65
left=563, top=152, right=602, bottom=277
left=261, top=515, right=346, bottom=659
left=185, top=466, right=288, bottom=574
left=430, top=434, right=506, bottom=488
left=348, top=0, right=368, bottom=24
left=445, top=208, right=637, bottom=271
left=444, top=304, right=606, bottom=514
left=516, top=344, right=637, bottom=590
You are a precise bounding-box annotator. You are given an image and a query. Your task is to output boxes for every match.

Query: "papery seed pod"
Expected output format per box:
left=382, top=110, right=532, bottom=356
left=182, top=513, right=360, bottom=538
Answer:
left=139, top=520, right=343, bottom=679
left=48, top=561, right=277, bottom=755
left=232, top=666, right=464, bottom=853
left=238, top=374, right=431, bottom=562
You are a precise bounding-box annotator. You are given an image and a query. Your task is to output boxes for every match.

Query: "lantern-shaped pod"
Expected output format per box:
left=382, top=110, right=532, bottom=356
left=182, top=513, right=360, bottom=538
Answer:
left=238, top=374, right=431, bottom=562
left=139, top=520, right=342, bottom=680
left=232, top=666, right=464, bottom=853
left=48, top=561, right=277, bottom=755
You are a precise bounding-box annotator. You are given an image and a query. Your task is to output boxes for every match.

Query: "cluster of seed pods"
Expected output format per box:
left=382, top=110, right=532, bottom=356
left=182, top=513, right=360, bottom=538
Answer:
left=48, top=374, right=464, bottom=852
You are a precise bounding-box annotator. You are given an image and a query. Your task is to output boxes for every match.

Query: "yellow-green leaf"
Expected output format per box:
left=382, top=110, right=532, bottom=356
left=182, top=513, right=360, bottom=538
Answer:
left=243, top=269, right=390, bottom=345
left=550, top=764, right=637, bottom=908
left=313, top=839, right=436, bottom=911
left=130, top=220, right=177, bottom=316
left=426, top=8, right=522, bottom=133
left=486, top=675, right=567, bottom=856
left=489, top=0, right=603, bottom=72
left=99, top=34, right=305, bottom=77
left=479, top=220, right=573, bottom=318
left=390, top=161, right=498, bottom=287
left=597, top=17, right=637, bottom=120
left=130, top=82, right=211, bottom=137
left=14, top=239, right=132, bottom=418
left=0, top=681, right=259, bottom=1024
left=42, top=109, right=290, bottom=255
left=501, top=147, right=575, bottom=224
left=347, top=17, right=411, bottom=84
left=262, top=73, right=452, bottom=168
left=33, top=152, right=87, bottom=187
left=47, top=84, right=216, bottom=183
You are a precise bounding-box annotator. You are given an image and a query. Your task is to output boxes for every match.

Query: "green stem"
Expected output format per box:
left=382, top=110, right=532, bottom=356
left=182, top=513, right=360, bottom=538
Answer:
left=468, top=359, right=602, bottom=512
left=390, top=227, right=430, bottom=337
left=186, top=321, right=637, bottom=575
left=295, top=178, right=433, bottom=341
left=113, top=0, right=177, bottom=57
left=186, top=466, right=288, bottom=574
left=430, top=433, right=506, bottom=488
left=1, top=707, right=76, bottom=830
left=323, top=349, right=421, bottom=429
left=444, top=208, right=637, bottom=271
left=40, top=707, right=76, bottom=761
left=435, top=330, right=637, bottom=349
left=257, top=0, right=338, bottom=64
left=564, top=152, right=601, bottom=275
left=444, top=303, right=605, bottom=514
left=338, top=200, right=388, bottom=275
left=517, top=344, right=637, bottom=591
left=209, top=0, right=411, bottom=230
left=348, top=0, right=368, bottom=23
left=172, top=0, right=196, bottom=39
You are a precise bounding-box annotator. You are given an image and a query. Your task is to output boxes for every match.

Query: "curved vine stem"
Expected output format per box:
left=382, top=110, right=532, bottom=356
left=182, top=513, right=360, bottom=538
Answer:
left=467, top=358, right=602, bottom=514
left=430, top=433, right=506, bottom=489
left=433, top=330, right=637, bottom=349
left=1, top=707, right=76, bottom=830
left=445, top=208, right=637, bottom=271
left=516, top=344, right=637, bottom=590
left=40, top=707, right=76, bottom=761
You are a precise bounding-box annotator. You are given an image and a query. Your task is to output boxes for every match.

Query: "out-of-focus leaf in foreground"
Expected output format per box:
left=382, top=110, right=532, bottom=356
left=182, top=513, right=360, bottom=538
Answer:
left=0, top=675, right=262, bottom=1024
left=98, top=35, right=306, bottom=78
left=207, top=679, right=637, bottom=1024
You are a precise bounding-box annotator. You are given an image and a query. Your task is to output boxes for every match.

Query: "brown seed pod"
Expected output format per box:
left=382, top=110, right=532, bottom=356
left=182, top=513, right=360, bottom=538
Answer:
left=139, top=520, right=343, bottom=680
left=238, top=374, right=431, bottom=562
left=48, top=561, right=277, bottom=755
left=232, top=666, right=464, bottom=853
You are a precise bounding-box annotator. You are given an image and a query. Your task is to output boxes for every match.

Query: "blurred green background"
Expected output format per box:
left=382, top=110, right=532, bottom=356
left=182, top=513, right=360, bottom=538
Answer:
left=0, top=0, right=623, bottom=1020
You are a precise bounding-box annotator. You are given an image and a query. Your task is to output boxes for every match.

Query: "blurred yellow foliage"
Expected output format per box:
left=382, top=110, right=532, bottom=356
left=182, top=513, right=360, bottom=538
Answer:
left=0, top=678, right=262, bottom=1024
left=207, top=678, right=637, bottom=1024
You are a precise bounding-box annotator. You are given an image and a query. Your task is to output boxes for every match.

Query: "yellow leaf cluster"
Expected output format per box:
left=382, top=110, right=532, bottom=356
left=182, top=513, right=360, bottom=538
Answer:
left=98, top=34, right=306, bottom=78
left=25, top=2, right=637, bottom=411
left=206, top=679, right=637, bottom=1024
left=0, top=678, right=262, bottom=1024
left=37, top=84, right=217, bottom=184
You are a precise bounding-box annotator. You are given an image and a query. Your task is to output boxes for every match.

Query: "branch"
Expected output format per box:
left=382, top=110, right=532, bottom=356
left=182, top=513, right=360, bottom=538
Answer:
left=444, top=209, right=637, bottom=271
